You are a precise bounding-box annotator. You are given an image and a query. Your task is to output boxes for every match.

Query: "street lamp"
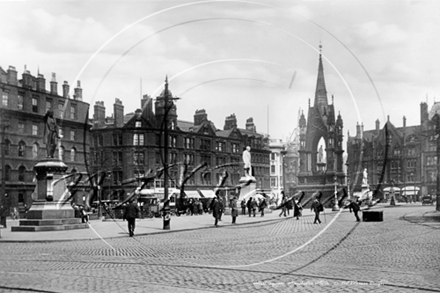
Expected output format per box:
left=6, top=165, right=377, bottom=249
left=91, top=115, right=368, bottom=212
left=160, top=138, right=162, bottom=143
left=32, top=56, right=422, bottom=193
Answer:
left=345, top=162, right=351, bottom=200
left=332, top=174, right=339, bottom=211
left=0, top=109, right=10, bottom=228
left=428, top=103, right=440, bottom=211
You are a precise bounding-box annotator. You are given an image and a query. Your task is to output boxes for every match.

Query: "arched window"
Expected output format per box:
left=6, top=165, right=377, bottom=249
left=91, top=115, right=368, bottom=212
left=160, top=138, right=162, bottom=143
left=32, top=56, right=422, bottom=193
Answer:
left=18, top=166, right=26, bottom=182
left=70, top=147, right=76, bottom=162
left=32, top=143, right=39, bottom=158
left=18, top=141, right=26, bottom=157
left=59, top=146, right=65, bottom=161
left=4, top=165, right=11, bottom=181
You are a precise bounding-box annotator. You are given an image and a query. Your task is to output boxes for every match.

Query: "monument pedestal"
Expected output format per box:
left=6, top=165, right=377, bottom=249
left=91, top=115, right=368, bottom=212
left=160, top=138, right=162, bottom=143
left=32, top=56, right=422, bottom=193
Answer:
left=237, top=176, right=257, bottom=203
left=11, top=159, right=88, bottom=232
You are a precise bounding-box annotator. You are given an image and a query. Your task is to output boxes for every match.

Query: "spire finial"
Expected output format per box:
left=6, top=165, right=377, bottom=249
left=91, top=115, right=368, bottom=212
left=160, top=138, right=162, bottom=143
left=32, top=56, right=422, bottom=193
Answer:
left=319, top=42, right=322, bottom=54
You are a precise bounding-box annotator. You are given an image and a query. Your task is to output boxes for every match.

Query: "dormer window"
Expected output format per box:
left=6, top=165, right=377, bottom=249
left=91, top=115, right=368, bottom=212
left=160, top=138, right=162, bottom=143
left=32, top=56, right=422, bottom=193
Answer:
left=135, top=121, right=142, bottom=128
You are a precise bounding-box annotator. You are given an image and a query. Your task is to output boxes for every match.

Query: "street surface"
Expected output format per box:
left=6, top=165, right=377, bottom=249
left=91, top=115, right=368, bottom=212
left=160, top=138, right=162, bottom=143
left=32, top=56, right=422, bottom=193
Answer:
left=0, top=204, right=439, bottom=293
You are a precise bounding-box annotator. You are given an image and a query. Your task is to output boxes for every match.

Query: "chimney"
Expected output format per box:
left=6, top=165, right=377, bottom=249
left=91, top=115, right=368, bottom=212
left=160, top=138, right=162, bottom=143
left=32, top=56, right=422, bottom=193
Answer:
left=36, top=73, right=45, bottom=92
left=420, top=102, right=428, bottom=124
left=356, top=122, right=361, bottom=138
left=73, top=80, right=83, bottom=100
left=93, top=101, right=106, bottom=127
left=361, top=123, right=364, bottom=134
left=22, top=66, right=32, bottom=88
left=224, top=114, right=237, bottom=130
left=375, top=119, right=380, bottom=134
left=246, top=117, right=256, bottom=132
left=403, top=116, right=406, bottom=128
left=50, top=73, right=58, bottom=95
left=7, top=66, right=17, bottom=85
left=194, top=109, right=207, bottom=126
left=62, top=81, right=70, bottom=98
left=113, top=98, right=124, bottom=127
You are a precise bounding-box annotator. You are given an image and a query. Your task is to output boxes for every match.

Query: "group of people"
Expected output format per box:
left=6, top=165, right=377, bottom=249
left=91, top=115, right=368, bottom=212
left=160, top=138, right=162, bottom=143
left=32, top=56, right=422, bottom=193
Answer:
left=240, top=196, right=268, bottom=217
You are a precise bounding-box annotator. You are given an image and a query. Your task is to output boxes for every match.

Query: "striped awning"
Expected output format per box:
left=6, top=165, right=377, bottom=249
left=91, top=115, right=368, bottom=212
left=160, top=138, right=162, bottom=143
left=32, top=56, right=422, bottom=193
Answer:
left=184, top=190, right=201, bottom=199
left=198, top=189, right=216, bottom=198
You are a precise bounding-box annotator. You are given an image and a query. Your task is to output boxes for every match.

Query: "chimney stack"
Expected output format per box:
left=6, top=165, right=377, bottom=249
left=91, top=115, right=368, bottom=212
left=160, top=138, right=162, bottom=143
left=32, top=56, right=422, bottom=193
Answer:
left=7, top=66, right=17, bottom=85
left=50, top=73, right=58, bottom=95
left=113, top=98, right=124, bottom=127
left=62, top=81, right=70, bottom=98
left=93, top=101, right=106, bottom=127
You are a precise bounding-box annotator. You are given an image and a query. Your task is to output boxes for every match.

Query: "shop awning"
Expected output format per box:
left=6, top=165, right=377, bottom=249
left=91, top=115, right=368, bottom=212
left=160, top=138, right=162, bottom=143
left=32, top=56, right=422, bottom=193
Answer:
left=383, top=187, right=400, bottom=192
left=198, top=189, right=216, bottom=198
left=139, top=189, right=155, bottom=196
left=184, top=190, right=200, bottom=199
left=402, top=186, right=420, bottom=196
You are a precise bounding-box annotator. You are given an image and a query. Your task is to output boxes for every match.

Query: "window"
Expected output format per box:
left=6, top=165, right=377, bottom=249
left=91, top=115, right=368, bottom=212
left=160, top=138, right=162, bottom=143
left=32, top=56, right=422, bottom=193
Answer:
left=58, top=103, right=64, bottom=118
left=184, top=137, right=194, bottom=149
left=113, top=151, right=122, bottom=166
left=70, top=148, right=76, bottom=162
left=135, top=121, right=142, bottom=128
left=46, top=99, right=52, bottom=113
left=201, top=154, right=211, bottom=167
left=407, top=159, right=416, bottom=168
left=32, top=97, right=38, bottom=113
left=70, top=129, right=75, bottom=141
left=59, top=128, right=64, bottom=138
left=169, top=135, right=177, bottom=148
left=18, top=122, right=25, bottom=133
left=216, top=141, right=224, bottom=152
left=32, top=124, right=38, bottom=136
left=201, top=139, right=211, bottom=151
left=271, top=153, right=275, bottom=160
left=112, top=170, right=123, bottom=185
left=134, top=151, right=145, bottom=165
left=70, top=104, right=76, bottom=120
left=270, top=177, right=277, bottom=188
left=18, top=166, right=26, bottom=182
left=232, top=143, right=238, bottom=153
left=113, top=133, right=122, bottom=146
left=133, top=134, right=144, bottom=146
left=18, top=95, right=24, bottom=110
left=5, top=139, right=10, bottom=156
left=201, top=172, right=211, bottom=185
left=271, top=165, right=275, bottom=173
left=32, top=143, right=39, bottom=158
left=4, top=165, right=11, bottom=181
left=59, top=146, right=65, bottom=161
left=2, top=92, right=8, bottom=106
left=169, top=152, right=177, bottom=164
left=184, top=153, right=194, bottom=165
left=18, top=141, right=26, bottom=157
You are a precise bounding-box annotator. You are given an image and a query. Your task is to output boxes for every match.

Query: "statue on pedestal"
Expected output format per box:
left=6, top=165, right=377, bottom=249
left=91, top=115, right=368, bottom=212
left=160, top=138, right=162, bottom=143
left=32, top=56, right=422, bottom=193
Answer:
left=362, top=168, right=369, bottom=186
left=318, top=145, right=324, bottom=163
left=242, top=146, right=252, bottom=177
left=43, top=110, right=60, bottom=158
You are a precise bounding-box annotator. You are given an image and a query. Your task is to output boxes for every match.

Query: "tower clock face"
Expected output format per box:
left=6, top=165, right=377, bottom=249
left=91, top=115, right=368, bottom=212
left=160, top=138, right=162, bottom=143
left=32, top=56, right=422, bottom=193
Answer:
left=311, top=117, right=325, bottom=133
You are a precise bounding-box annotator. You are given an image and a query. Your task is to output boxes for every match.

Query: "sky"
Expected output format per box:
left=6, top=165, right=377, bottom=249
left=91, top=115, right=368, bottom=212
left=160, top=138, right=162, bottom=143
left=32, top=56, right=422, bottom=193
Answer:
left=1, top=0, right=439, bottom=143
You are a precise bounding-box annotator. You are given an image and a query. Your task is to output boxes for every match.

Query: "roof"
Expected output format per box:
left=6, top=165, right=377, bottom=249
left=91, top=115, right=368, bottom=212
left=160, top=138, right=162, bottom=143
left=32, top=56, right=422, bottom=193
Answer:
left=177, top=120, right=193, bottom=132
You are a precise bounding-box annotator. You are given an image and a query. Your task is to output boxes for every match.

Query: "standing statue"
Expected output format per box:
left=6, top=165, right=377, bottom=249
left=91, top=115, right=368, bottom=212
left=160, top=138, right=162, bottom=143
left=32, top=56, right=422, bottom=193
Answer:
left=44, top=110, right=60, bottom=158
left=318, top=145, right=324, bottom=163
left=362, top=168, right=368, bottom=186
left=242, top=146, right=252, bottom=177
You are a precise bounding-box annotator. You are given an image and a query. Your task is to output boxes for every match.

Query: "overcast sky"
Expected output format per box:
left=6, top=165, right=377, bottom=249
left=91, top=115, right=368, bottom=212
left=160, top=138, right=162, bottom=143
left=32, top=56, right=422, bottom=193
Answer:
left=1, top=0, right=439, bottom=143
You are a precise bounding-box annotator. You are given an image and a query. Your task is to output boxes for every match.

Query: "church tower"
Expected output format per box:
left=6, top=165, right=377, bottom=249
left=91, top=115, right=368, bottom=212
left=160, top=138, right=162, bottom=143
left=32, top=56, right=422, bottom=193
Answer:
left=297, top=47, right=345, bottom=205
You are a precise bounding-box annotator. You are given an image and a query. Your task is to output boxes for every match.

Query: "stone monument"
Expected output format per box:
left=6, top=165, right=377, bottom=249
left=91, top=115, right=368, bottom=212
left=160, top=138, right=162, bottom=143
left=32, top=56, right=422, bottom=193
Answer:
left=237, top=146, right=257, bottom=203
left=12, top=110, right=88, bottom=231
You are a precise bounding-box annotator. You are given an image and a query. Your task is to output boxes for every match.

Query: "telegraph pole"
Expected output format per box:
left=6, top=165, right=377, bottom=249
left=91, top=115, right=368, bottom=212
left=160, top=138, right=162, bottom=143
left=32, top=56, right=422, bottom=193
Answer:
left=1, top=109, right=10, bottom=228
left=163, top=77, right=171, bottom=230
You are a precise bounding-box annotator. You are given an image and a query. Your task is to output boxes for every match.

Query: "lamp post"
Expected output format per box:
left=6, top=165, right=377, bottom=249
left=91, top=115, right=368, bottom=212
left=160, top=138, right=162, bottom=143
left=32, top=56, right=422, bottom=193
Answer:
left=346, top=162, right=351, bottom=200
left=428, top=103, right=440, bottom=211
left=332, top=174, right=339, bottom=211
left=0, top=109, right=10, bottom=228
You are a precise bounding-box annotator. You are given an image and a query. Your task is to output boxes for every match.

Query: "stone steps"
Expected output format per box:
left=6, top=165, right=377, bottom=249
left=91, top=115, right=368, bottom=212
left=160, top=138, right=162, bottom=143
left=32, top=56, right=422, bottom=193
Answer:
left=11, top=220, right=88, bottom=232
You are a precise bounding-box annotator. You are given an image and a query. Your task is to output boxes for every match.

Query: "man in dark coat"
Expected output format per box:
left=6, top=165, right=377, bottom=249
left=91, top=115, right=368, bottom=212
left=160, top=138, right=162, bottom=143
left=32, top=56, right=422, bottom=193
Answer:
left=246, top=197, right=253, bottom=217
left=310, top=199, right=323, bottom=224
left=347, top=199, right=361, bottom=222
left=293, top=199, right=302, bottom=220
left=210, top=197, right=221, bottom=227
left=124, top=199, right=140, bottom=237
left=259, top=198, right=267, bottom=217
left=230, top=196, right=238, bottom=224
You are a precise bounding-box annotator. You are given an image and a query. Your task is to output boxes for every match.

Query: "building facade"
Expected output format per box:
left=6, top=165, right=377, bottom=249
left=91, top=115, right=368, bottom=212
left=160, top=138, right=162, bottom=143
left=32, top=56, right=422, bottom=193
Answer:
left=347, top=102, right=436, bottom=200
left=89, top=79, right=271, bottom=202
left=0, top=65, right=91, bottom=214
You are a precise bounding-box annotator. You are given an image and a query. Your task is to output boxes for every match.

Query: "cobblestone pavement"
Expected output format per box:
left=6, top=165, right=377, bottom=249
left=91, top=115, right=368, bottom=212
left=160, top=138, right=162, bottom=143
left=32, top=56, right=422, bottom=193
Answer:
left=0, top=205, right=439, bottom=293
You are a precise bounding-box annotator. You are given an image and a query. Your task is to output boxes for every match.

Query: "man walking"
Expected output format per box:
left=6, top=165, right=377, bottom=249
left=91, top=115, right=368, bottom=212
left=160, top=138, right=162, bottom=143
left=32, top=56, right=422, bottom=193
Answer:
left=347, top=199, right=361, bottom=222
left=124, top=199, right=140, bottom=237
left=210, top=197, right=221, bottom=227
left=230, top=196, right=238, bottom=224
left=311, top=198, right=323, bottom=224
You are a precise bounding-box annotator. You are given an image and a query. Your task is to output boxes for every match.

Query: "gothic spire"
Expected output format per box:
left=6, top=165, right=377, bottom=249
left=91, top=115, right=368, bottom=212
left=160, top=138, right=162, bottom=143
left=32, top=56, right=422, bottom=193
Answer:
left=314, top=44, right=328, bottom=111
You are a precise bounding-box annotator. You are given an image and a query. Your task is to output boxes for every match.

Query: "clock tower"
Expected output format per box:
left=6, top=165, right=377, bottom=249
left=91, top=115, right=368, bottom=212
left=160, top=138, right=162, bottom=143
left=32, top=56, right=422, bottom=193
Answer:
left=297, top=47, right=345, bottom=206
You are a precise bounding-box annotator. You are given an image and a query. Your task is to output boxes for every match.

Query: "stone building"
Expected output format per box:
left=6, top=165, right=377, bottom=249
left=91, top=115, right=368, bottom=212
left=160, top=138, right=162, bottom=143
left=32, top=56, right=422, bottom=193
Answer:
left=0, top=65, right=91, bottom=214
left=347, top=102, right=437, bottom=201
left=89, top=78, right=270, bottom=202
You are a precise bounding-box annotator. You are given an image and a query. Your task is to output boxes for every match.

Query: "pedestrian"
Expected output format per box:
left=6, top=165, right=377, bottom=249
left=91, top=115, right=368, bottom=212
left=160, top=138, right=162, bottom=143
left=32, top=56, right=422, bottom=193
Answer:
left=198, top=200, right=203, bottom=215
left=218, top=198, right=224, bottom=221
left=247, top=197, right=253, bottom=217
left=347, top=199, right=361, bottom=222
left=285, top=198, right=292, bottom=216
left=279, top=191, right=287, bottom=217
left=241, top=199, right=246, bottom=215
left=293, top=198, right=302, bottom=220
left=251, top=198, right=257, bottom=217
left=192, top=199, right=199, bottom=215
left=311, top=198, right=323, bottom=224
left=259, top=197, right=267, bottom=217
left=210, top=197, right=221, bottom=227
left=230, top=196, right=238, bottom=224
left=124, top=199, right=140, bottom=237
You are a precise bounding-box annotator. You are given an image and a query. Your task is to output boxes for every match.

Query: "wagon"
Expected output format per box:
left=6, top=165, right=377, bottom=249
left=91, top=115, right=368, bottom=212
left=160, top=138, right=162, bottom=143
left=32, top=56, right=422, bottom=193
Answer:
left=422, top=194, right=434, bottom=205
